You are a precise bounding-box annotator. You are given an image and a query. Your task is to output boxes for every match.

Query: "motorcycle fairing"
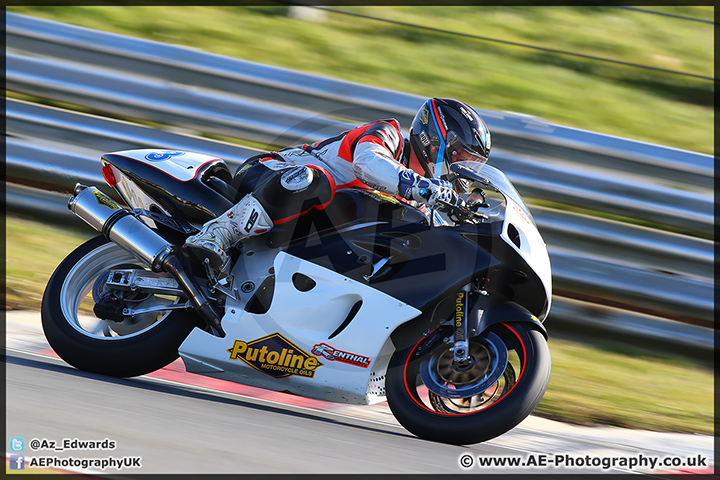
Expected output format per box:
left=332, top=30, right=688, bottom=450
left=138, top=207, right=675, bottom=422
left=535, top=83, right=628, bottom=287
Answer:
left=502, top=196, right=552, bottom=316
left=106, top=150, right=223, bottom=182
left=288, top=221, right=498, bottom=308
left=268, top=183, right=549, bottom=320
left=102, top=150, right=235, bottom=224
left=178, top=251, right=421, bottom=405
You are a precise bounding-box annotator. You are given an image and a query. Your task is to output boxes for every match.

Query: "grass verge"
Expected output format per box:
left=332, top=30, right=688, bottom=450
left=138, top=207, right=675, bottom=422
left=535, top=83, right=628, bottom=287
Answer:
left=4, top=214, right=712, bottom=435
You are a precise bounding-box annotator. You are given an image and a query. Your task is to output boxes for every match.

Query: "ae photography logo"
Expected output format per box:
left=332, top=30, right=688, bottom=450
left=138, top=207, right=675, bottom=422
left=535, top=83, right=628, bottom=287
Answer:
left=8, top=436, right=142, bottom=472
left=459, top=452, right=710, bottom=472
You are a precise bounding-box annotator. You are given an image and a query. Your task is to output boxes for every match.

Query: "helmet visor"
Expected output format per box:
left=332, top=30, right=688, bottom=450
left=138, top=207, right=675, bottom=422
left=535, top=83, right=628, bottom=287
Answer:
left=447, top=130, right=488, bottom=162
left=437, top=130, right=488, bottom=177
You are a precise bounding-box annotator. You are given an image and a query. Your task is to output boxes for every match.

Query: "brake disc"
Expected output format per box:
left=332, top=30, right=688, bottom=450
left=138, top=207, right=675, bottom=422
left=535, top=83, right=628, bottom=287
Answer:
left=419, top=331, right=508, bottom=399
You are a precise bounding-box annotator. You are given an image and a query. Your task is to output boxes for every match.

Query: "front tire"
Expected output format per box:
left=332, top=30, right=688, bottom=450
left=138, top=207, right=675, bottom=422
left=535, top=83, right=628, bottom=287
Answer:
left=41, top=236, right=200, bottom=377
left=386, top=322, right=551, bottom=445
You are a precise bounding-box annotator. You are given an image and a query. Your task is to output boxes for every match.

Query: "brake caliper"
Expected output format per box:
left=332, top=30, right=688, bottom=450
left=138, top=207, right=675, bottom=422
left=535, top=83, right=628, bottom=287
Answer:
left=93, top=292, right=126, bottom=323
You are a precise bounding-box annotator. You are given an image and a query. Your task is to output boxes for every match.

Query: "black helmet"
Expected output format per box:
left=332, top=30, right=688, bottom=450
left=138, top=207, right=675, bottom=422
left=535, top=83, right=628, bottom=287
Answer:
left=409, top=98, right=492, bottom=182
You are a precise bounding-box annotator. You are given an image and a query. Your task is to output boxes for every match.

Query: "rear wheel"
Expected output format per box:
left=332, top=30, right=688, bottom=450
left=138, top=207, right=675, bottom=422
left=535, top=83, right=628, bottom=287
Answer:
left=386, top=322, right=551, bottom=445
left=42, top=236, right=200, bottom=377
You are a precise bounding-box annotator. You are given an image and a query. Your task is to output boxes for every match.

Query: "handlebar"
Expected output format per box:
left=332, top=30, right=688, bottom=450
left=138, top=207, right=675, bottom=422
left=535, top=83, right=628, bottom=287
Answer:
left=417, top=184, right=488, bottom=224
left=434, top=199, right=488, bottom=223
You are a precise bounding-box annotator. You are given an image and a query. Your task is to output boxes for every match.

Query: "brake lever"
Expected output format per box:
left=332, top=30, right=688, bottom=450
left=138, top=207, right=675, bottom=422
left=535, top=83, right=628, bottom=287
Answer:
left=435, top=199, right=488, bottom=221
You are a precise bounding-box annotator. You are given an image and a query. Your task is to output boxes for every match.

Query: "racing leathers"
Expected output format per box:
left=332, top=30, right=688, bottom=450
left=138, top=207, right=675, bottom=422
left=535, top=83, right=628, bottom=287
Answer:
left=285, top=119, right=416, bottom=192
left=278, top=119, right=458, bottom=204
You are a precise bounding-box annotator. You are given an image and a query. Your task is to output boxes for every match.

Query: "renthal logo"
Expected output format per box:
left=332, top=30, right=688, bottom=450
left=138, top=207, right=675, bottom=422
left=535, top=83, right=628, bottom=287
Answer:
left=312, top=343, right=371, bottom=368
left=227, top=333, right=323, bottom=379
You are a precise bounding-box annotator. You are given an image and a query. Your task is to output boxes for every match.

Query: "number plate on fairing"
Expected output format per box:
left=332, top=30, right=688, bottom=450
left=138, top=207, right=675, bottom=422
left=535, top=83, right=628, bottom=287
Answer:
left=109, top=149, right=222, bottom=182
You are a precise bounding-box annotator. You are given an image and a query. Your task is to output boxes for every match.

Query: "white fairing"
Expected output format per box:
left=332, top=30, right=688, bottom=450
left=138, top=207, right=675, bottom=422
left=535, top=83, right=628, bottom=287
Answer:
left=502, top=197, right=552, bottom=319
left=110, top=149, right=221, bottom=182
left=106, top=149, right=222, bottom=228
left=178, top=252, right=421, bottom=405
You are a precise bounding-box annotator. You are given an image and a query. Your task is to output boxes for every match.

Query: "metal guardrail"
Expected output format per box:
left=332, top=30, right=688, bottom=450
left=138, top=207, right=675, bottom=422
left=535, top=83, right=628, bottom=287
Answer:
left=6, top=12, right=714, bottom=236
left=4, top=13, right=714, bottom=353
left=6, top=51, right=713, bottom=236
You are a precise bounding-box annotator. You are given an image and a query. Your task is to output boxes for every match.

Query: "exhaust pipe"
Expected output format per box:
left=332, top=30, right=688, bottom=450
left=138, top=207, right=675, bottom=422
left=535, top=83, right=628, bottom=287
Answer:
left=68, top=184, right=225, bottom=337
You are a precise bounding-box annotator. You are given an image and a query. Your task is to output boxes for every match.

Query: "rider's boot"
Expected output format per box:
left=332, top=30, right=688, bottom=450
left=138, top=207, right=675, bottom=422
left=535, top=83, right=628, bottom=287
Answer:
left=183, top=194, right=273, bottom=273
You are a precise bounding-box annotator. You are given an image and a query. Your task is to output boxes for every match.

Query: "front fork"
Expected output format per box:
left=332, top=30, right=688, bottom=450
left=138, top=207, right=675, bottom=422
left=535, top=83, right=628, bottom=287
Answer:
left=416, top=285, right=507, bottom=400
left=452, top=284, right=488, bottom=368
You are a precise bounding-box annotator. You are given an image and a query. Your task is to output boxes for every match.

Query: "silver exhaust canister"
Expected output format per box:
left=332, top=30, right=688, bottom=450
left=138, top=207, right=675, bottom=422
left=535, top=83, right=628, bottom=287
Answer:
left=68, top=184, right=225, bottom=337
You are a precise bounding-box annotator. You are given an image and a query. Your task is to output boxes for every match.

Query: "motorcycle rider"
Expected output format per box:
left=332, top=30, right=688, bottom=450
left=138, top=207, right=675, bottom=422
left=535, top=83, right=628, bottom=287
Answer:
left=184, top=97, right=492, bottom=272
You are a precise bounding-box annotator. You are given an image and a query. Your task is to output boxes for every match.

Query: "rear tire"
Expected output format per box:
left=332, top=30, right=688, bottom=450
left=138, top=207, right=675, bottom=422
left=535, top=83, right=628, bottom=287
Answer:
left=41, top=236, right=199, bottom=377
left=386, top=322, right=551, bottom=445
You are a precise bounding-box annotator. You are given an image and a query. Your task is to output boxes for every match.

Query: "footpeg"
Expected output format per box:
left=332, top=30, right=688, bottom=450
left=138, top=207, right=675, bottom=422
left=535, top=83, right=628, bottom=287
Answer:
left=203, top=258, right=238, bottom=301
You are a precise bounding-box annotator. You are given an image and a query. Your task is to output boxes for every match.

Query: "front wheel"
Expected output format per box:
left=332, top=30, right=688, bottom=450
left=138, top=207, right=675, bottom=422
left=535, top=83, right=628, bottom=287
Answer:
left=41, top=236, right=200, bottom=377
left=386, top=322, right=551, bottom=445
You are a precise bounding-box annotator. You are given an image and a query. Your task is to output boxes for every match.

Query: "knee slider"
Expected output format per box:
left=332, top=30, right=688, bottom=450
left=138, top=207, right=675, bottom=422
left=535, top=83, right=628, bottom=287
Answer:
left=280, top=165, right=314, bottom=192
left=256, top=165, right=334, bottom=224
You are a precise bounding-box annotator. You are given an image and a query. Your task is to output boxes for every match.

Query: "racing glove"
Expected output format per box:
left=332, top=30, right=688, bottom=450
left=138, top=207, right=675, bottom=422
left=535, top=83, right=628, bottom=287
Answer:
left=398, top=169, right=460, bottom=208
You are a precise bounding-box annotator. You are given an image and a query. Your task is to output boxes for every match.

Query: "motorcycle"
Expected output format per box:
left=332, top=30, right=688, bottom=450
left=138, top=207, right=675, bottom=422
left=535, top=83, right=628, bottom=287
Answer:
left=42, top=149, right=552, bottom=445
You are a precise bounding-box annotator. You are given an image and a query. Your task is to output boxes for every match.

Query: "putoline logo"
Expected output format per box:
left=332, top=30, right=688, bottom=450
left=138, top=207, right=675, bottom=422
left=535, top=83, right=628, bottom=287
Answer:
left=227, top=332, right=323, bottom=379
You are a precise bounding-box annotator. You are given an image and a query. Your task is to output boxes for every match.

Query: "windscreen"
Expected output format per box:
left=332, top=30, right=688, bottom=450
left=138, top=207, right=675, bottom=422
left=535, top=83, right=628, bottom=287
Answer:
left=451, top=162, right=536, bottom=225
